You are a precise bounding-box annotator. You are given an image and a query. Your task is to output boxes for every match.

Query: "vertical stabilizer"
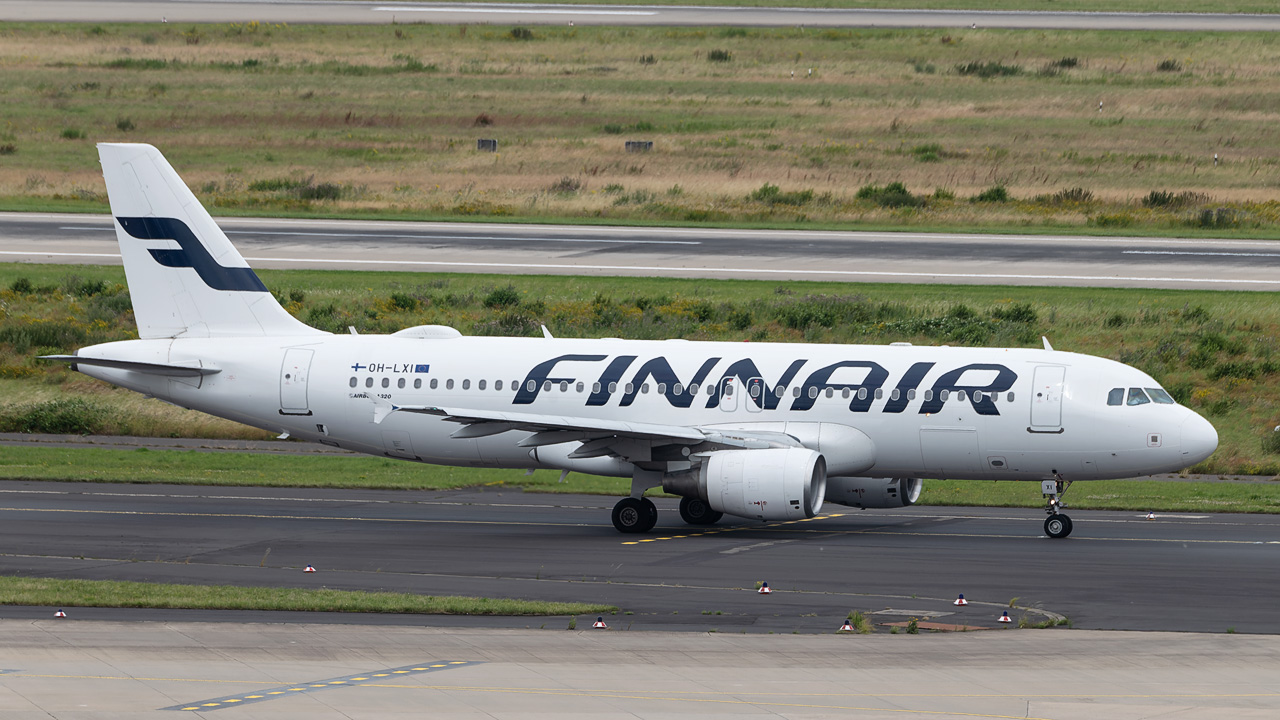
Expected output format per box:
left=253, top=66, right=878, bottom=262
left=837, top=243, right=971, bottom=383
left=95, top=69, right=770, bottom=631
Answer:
left=97, top=143, right=325, bottom=339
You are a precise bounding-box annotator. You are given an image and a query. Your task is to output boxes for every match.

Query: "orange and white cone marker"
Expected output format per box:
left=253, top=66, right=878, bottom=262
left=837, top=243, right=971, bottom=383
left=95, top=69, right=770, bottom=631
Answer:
left=54, top=609, right=67, bottom=618
left=592, top=616, right=608, bottom=629
left=758, top=582, right=772, bottom=595
left=839, top=619, right=854, bottom=632
left=304, top=564, right=317, bottom=573
left=953, top=594, right=969, bottom=606
left=998, top=611, right=1012, bottom=624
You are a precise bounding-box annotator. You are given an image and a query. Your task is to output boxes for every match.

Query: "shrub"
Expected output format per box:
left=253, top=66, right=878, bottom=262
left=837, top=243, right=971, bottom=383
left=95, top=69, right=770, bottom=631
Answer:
left=509, top=27, right=535, bottom=40
left=955, top=61, right=1021, bottom=78
left=115, top=117, right=135, bottom=132
left=911, top=143, right=943, bottom=162
left=0, top=398, right=108, bottom=435
left=549, top=176, right=582, bottom=193
left=1190, top=208, right=1244, bottom=229
left=1156, top=59, right=1183, bottom=72
left=0, top=321, right=88, bottom=352
left=638, top=54, right=656, bottom=65
left=0, top=144, right=15, bottom=155
left=297, top=183, right=343, bottom=201
left=248, top=178, right=304, bottom=192
left=706, top=49, right=732, bottom=62
left=1090, top=213, right=1134, bottom=227
left=1144, top=190, right=1208, bottom=209
left=60, top=128, right=84, bottom=140
left=483, top=285, right=521, bottom=309
left=474, top=311, right=540, bottom=336
left=388, top=293, right=419, bottom=311
left=1052, top=57, right=1079, bottom=69
left=9, top=277, right=33, bottom=294
left=1103, top=312, right=1127, bottom=328
left=778, top=295, right=875, bottom=330
left=933, top=188, right=956, bottom=201
left=972, top=185, right=1009, bottom=203
left=1038, top=187, right=1093, bottom=205
left=1261, top=431, right=1280, bottom=455
left=856, top=181, right=922, bottom=208
left=991, top=303, right=1037, bottom=324
left=473, top=112, right=494, bottom=126
left=749, top=183, right=813, bottom=206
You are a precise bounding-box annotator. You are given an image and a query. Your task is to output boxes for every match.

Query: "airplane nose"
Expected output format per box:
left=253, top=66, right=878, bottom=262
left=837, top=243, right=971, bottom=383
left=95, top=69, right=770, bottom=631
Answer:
left=1180, top=412, right=1218, bottom=466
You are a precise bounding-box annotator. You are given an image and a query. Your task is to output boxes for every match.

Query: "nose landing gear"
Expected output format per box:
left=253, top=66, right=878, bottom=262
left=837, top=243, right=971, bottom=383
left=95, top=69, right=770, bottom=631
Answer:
left=1042, top=476, right=1074, bottom=539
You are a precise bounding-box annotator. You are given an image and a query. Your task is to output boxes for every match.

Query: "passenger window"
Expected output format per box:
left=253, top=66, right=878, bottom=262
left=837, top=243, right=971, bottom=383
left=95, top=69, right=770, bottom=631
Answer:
left=972, top=391, right=982, bottom=402
left=462, top=379, right=470, bottom=390
left=808, top=387, right=819, bottom=399
left=707, top=385, right=715, bottom=395
left=841, top=388, right=850, bottom=399
left=381, top=378, right=390, bottom=388
left=397, top=378, right=405, bottom=389
left=430, top=379, right=438, bottom=390
left=1146, top=388, right=1175, bottom=404
left=688, top=383, right=698, bottom=395
left=957, top=390, right=966, bottom=402
left=891, top=388, right=901, bottom=401
left=793, top=387, right=802, bottom=398
left=907, top=389, right=916, bottom=401
left=543, top=381, right=552, bottom=392
left=609, top=382, right=617, bottom=393
left=414, top=378, right=422, bottom=389
left=1006, top=392, right=1015, bottom=402
left=824, top=387, right=833, bottom=398
left=1107, top=388, right=1124, bottom=406
left=641, top=383, right=649, bottom=394
left=858, top=387, right=867, bottom=400
left=723, top=383, right=733, bottom=396
left=559, top=381, right=568, bottom=392
left=349, top=377, right=357, bottom=388
left=1127, top=387, right=1151, bottom=406
left=625, top=383, right=634, bottom=394
left=656, top=383, right=666, bottom=394
left=924, top=389, right=933, bottom=401
left=446, top=379, right=454, bottom=390
left=576, top=382, right=584, bottom=392
left=527, top=380, right=536, bottom=392
left=875, top=388, right=883, bottom=400
left=940, top=389, right=949, bottom=402
left=479, top=379, right=487, bottom=390
left=593, top=382, right=601, bottom=394
left=751, top=384, right=761, bottom=398
left=496, top=380, right=504, bottom=391
left=673, top=383, right=683, bottom=395
left=365, top=377, right=373, bottom=388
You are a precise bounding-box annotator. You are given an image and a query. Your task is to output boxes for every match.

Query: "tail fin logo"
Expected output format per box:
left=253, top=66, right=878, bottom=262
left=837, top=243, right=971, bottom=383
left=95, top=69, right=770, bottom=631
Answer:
left=116, top=217, right=267, bottom=292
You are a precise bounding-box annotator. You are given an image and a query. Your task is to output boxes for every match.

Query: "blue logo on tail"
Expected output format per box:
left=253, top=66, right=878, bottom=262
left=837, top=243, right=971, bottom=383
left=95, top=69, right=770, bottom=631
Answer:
left=116, top=217, right=267, bottom=292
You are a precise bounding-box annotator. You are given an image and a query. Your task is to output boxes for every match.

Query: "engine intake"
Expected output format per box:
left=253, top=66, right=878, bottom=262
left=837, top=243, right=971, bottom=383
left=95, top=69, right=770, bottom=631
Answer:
left=665, top=447, right=826, bottom=522
left=825, top=477, right=922, bottom=509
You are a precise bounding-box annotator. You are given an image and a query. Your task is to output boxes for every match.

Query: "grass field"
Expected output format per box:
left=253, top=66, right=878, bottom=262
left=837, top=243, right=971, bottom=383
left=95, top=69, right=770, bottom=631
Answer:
left=0, top=576, right=613, bottom=615
left=2, top=443, right=1278, bottom=512
left=2, top=22, right=1279, bottom=233
left=5, top=261, right=1280, bottom=476
left=386, top=1, right=1279, bottom=12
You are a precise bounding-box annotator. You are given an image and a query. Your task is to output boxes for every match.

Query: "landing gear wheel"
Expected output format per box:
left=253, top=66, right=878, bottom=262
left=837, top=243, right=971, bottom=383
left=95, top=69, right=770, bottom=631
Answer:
left=612, top=497, right=658, bottom=534
left=1044, top=513, right=1073, bottom=539
left=679, top=497, right=724, bottom=526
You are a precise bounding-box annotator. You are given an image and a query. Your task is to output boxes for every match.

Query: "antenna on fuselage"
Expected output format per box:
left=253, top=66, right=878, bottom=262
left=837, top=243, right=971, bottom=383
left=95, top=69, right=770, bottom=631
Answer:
left=1042, top=336, right=1054, bottom=351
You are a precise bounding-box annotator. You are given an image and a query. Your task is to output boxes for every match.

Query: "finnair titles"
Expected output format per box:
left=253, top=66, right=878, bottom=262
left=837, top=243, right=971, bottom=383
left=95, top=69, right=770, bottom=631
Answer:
left=45, top=144, right=1218, bottom=539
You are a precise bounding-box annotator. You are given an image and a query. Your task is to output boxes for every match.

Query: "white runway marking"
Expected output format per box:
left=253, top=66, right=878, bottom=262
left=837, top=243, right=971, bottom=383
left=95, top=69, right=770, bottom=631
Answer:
left=1124, top=250, right=1280, bottom=258
left=6, top=250, right=1280, bottom=285
left=56, top=226, right=700, bottom=245
left=374, top=6, right=658, bottom=16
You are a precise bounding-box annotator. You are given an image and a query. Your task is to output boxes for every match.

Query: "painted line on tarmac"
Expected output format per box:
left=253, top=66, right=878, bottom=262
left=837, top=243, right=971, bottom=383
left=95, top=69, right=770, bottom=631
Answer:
left=374, top=6, right=658, bottom=16
left=159, top=661, right=477, bottom=711
left=0, top=487, right=608, bottom=510
left=0, top=505, right=590, bottom=528
left=621, top=513, right=845, bottom=545
left=4, top=250, right=1278, bottom=286
left=1124, top=250, right=1280, bottom=258
left=57, top=226, right=702, bottom=245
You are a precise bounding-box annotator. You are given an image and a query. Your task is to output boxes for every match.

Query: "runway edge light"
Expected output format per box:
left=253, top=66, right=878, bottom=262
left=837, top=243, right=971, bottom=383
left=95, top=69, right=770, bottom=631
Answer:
left=592, top=616, right=608, bottom=629
left=54, top=609, right=67, bottom=618
left=758, top=582, right=771, bottom=595
left=998, top=611, right=1012, bottom=624
left=954, top=594, right=969, bottom=606
left=839, top=619, right=854, bottom=632
left=304, top=564, right=317, bottom=573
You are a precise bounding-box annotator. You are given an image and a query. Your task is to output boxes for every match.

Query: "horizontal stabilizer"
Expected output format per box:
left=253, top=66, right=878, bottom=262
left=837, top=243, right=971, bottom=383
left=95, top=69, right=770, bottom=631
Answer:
left=40, top=355, right=220, bottom=377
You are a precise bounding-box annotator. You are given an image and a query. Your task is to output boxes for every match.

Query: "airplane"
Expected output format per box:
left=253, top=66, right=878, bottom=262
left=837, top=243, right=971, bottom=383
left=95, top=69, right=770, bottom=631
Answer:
left=43, top=143, right=1218, bottom=539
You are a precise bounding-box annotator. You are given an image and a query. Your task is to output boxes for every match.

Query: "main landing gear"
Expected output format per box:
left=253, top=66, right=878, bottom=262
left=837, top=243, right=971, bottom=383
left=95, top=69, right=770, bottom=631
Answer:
left=612, top=497, right=658, bottom=533
left=1042, top=477, right=1074, bottom=539
left=678, top=496, right=723, bottom=526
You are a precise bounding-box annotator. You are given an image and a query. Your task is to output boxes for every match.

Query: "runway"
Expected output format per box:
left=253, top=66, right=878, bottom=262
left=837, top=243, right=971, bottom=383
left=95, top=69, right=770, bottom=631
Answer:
left=5, top=212, right=1280, bottom=289
left=2, top=1, right=1279, bottom=32
left=2, top=480, right=1278, bottom=634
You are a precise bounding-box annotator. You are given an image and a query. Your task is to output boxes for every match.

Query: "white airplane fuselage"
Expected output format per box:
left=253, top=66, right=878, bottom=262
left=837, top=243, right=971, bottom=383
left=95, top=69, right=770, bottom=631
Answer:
left=75, top=334, right=1215, bottom=484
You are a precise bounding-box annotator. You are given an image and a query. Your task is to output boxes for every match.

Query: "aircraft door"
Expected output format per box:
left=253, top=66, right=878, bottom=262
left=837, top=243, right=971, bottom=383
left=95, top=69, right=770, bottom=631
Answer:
left=1030, top=366, right=1066, bottom=431
left=719, top=377, right=738, bottom=412
left=279, top=348, right=314, bottom=416
left=746, top=376, right=765, bottom=413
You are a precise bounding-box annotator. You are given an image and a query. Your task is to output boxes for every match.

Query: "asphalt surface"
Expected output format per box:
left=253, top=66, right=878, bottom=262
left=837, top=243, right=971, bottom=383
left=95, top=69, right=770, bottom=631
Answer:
left=2, top=480, right=1278, bottom=634
left=2, top=1, right=1279, bottom=31
left=6, top=212, right=1280, bottom=289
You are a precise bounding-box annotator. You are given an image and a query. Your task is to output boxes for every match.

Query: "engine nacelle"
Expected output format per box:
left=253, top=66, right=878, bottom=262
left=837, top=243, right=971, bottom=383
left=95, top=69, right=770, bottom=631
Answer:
left=666, top=447, right=826, bottom=521
left=825, top=477, right=922, bottom=509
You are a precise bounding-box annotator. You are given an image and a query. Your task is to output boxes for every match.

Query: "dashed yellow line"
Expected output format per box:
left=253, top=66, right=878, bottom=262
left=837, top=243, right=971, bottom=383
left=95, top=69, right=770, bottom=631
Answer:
left=622, top=513, right=847, bottom=545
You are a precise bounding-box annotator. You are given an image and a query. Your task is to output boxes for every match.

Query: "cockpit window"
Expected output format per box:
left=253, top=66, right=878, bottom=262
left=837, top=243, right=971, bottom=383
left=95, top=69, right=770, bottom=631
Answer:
left=1146, top=387, right=1175, bottom=404
left=1127, top=387, right=1151, bottom=406
left=1107, top=388, right=1124, bottom=406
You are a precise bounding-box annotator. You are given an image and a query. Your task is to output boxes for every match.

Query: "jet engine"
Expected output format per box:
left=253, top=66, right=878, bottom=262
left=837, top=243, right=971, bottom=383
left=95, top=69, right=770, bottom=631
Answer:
left=664, top=447, right=826, bottom=521
left=825, top=477, right=922, bottom=509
